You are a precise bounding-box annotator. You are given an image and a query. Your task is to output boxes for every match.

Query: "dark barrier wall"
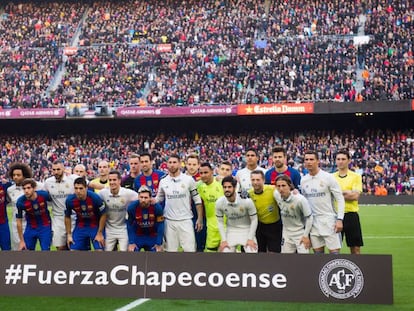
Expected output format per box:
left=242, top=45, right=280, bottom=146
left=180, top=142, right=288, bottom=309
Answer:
left=360, top=196, right=414, bottom=205
left=0, top=252, right=393, bottom=304
left=314, top=100, right=411, bottom=114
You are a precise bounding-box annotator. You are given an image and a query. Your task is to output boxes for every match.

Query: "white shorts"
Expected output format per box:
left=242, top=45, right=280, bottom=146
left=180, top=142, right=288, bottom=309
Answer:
left=52, top=215, right=75, bottom=247
left=310, top=232, right=342, bottom=251
left=164, top=218, right=195, bottom=252
left=223, top=228, right=257, bottom=253
left=11, top=217, right=26, bottom=251
left=281, top=235, right=310, bottom=254
left=105, top=228, right=128, bottom=251
left=311, top=216, right=342, bottom=251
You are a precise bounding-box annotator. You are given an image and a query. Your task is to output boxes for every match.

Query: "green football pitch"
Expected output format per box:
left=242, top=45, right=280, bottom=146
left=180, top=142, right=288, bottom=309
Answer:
left=1, top=205, right=413, bottom=311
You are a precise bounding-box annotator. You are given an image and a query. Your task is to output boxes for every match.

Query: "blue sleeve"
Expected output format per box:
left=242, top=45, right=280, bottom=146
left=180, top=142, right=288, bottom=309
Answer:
left=264, top=169, right=271, bottom=184
left=16, top=198, right=24, bottom=219
left=133, top=176, right=140, bottom=191
left=127, top=201, right=139, bottom=244
left=90, top=191, right=106, bottom=215
left=293, top=170, right=301, bottom=189
left=155, top=203, right=165, bottom=246
left=64, top=196, right=73, bottom=217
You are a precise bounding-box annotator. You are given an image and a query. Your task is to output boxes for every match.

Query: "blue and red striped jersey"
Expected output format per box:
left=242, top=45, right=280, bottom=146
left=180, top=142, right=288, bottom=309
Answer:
left=16, top=190, right=51, bottom=229
left=265, top=167, right=301, bottom=189
left=65, top=190, right=106, bottom=228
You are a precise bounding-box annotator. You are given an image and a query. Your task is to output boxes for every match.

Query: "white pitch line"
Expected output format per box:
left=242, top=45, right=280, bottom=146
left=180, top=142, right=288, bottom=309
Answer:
left=115, top=298, right=150, bottom=311
left=364, top=236, right=414, bottom=239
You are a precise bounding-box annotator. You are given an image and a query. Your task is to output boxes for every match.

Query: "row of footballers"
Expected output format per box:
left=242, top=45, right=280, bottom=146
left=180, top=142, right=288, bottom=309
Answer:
left=0, top=148, right=362, bottom=254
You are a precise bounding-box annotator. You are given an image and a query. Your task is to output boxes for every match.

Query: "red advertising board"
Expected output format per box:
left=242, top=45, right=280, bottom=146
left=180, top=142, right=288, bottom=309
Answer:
left=116, top=106, right=237, bottom=118
left=237, top=103, right=314, bottom=115
left=0, top=108, right=66, bottom=119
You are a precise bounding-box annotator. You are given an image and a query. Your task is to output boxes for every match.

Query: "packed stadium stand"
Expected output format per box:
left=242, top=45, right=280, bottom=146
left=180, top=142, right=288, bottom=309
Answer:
left=1, top=0, right=412, bottom=108
left=0, top=0, right=412, bottom=195
left=0, top=126, right=413, bottom=195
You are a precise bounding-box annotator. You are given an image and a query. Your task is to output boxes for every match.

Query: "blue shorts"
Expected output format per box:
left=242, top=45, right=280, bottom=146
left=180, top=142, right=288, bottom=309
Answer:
left=130, top=236, right=159, bottom=252
left=0, top=222, right=11, bottom=250
left=24, top=225, right=52, bottom=251
left=72, top=227, right=104, bottom=251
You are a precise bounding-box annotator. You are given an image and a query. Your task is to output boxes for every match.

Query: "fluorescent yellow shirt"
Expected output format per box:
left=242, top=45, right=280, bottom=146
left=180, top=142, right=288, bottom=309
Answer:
left=197, top=180, right=224, bottom=249
left=248, top=185, right=280, bottom=224
left=197, top=180, right=224, bottom=229
left=91, top=178, right=109, bottom=193
left=333, top=170, right=362, bottom=213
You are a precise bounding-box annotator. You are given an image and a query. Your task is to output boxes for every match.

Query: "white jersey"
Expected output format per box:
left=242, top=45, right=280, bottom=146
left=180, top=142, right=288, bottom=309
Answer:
left=274, top=190, right=312, bottom=237
left=156, top=173, right=202, bottom=221
left=236, top=166, right=267, bottom=192
left=44, top=175, right=77, bottom=217
left=215, top=194, right=258, bottom=240
left=301, top=170, right=345, bottom=236
left=7, top=184, right=24, bottom=223
left=98, top=187, right=137, bottom=232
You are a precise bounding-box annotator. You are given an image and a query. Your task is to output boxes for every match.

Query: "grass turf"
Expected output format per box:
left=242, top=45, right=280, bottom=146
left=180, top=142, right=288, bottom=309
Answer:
left=0, top=205, right=413, bottom=311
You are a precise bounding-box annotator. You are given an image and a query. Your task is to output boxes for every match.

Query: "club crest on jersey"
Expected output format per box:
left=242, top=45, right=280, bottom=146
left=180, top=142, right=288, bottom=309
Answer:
left=143, top=214, right=148, bottom=220
left=33, top=203, right=39, bottom=210
left=81, top=204, right=87, bottom=211
left=239, top=207, right=244, bottom=213
left=181, top=183, right=185, bottom=189
left=147, top=181, right=152, bottom=186
left=121, top=199, right=125, bottom=204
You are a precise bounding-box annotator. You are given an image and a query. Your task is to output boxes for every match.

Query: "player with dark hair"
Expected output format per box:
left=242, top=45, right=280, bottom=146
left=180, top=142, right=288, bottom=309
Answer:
left=16, top=178, right=52, bottom=251
left=65, top=177, right=107, bottom=251
left=44, top=160, right=78, bottom=250
left=121, top=153, right=140, bottom=190
left=333, top=149, right=364, bottom=254
left=127, top=186, right=164, bottom=252
left=236, top=148, right=266, bottom=193
left=274, top=175, right=313, bottom=254
left=155, top=154, right=203, bottom=252
left=7, top=162, right=37, bottom=250
left=216, top=176, right=258, bottom=253
left=185, top=153, right=206, bottom=252
left=301, top=150, right=345, bottom=254
left=134, top=152, right=165, bottom=197
left=197, top=162, right=223, bottom=251
left=265, top=146, right=301, bottom=189
left=99, top=170, right=137, bottom=251
left=216, top=160, right=233, bottom=183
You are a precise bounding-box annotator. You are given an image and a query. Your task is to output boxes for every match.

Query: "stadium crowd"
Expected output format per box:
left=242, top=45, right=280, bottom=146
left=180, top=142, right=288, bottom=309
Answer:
left=0, top=129, right=412, bottom=195
left=0, top=0, right=412, bottom=108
